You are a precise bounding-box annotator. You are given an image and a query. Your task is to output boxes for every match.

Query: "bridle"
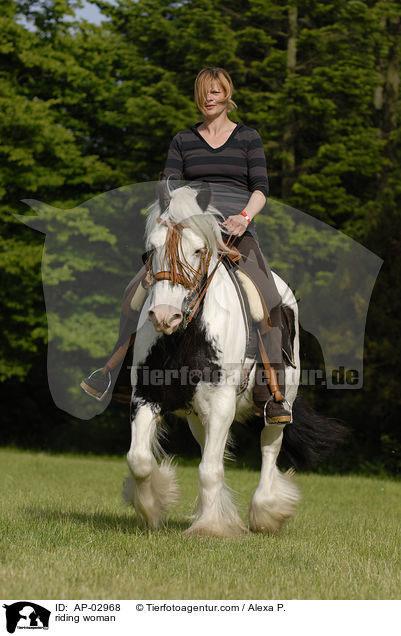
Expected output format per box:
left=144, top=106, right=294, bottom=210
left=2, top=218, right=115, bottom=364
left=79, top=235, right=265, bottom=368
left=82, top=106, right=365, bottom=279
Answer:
left=144, top=217, right=238, bottom=328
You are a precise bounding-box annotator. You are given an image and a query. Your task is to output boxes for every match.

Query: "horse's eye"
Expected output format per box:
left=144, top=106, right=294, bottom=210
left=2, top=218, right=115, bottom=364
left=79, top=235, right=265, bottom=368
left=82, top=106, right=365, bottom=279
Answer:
left=194, top=249, right=202, bottom=256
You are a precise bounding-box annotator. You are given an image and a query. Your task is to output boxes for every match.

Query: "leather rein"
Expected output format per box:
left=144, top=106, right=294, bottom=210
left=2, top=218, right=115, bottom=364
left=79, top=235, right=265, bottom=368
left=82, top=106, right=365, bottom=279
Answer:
left=145, top=217, right=238, bottom=327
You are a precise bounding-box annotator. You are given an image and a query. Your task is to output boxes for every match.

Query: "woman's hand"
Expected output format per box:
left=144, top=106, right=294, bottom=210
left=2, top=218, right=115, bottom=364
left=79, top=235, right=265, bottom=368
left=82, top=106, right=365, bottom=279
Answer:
left=222, top=214, right=249, bottom=237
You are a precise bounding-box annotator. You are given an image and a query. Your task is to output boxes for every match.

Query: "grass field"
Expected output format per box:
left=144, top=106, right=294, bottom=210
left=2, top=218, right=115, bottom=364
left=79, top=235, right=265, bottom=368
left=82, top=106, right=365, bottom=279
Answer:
left=0, top=448, right=400, bottom=600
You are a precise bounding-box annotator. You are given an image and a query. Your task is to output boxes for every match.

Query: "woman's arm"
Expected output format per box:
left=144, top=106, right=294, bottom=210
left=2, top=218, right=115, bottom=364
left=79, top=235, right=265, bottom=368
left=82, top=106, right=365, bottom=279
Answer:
left=223, top=130, right=269, bottom=236
left=222, top=190, right=266, bottom=236
left=241, top=189, right=266, bottom=220
left=223, top=129, right=269, bottom=236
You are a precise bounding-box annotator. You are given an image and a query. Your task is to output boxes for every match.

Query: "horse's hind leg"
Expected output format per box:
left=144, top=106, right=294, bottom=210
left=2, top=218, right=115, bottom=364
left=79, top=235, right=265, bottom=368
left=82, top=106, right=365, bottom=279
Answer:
left=249, top=424, right=300, bottom=533
left=185, top=388, right=246, bottom=538
left=124, top=404, right=179, bottom=528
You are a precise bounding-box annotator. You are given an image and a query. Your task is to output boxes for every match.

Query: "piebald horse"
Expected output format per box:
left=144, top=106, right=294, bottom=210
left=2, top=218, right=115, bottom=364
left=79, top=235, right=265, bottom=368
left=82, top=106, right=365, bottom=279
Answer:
left=124, top=182, right=327, bottom=536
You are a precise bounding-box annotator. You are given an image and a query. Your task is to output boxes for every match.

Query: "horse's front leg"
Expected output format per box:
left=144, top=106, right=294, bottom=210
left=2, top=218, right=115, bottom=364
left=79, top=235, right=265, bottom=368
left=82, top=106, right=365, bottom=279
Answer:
left=124, top=402, right=179, bottom=528
left=185, top=386, right=246, bottom=538
left=249, top=424, right=300, bottom=533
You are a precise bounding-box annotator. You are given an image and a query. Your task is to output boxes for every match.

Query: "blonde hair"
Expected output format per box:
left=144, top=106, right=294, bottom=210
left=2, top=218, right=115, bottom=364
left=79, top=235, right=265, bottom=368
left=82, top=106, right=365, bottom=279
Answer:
left=194, top=67, right=237, bottom=114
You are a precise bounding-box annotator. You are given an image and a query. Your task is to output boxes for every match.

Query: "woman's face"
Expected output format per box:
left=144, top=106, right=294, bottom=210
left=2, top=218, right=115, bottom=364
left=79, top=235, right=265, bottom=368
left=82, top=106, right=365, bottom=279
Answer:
left=202, top=80, right=228, bottom=117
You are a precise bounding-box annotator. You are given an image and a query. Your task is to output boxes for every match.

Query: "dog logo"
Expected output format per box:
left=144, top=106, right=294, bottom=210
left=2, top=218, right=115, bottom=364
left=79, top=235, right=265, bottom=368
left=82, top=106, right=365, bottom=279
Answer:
left=2, top=602, right=51, bottom=633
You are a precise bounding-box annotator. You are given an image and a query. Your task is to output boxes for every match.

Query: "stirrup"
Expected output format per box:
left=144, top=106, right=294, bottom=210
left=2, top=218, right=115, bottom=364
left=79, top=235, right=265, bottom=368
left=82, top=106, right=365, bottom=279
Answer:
left=263, top=396, right=293, bottom=426
left=80, top=368, right=112, bottom=401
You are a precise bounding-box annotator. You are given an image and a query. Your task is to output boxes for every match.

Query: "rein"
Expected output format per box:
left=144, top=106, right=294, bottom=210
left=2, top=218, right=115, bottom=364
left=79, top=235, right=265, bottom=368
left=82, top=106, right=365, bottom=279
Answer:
left=145, top=217, right=239, bottom=327
left=183, top=231, right=237, bottom=326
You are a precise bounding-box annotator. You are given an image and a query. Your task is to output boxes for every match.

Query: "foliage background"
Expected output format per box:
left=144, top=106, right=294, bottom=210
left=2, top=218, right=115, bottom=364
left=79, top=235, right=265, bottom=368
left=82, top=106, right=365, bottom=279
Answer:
left=1, top=0, right=400, bottom=474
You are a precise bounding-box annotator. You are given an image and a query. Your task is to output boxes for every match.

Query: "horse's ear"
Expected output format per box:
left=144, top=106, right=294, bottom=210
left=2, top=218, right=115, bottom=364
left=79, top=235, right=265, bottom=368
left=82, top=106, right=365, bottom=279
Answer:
left=196, top=182, right=212, bottom=212
left=158, top=175, right=170, bottom=211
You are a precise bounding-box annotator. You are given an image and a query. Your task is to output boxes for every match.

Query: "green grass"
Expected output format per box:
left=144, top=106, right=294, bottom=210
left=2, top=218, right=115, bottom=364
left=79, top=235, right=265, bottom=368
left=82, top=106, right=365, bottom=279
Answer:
left=0, top=448, right=400, bottom=599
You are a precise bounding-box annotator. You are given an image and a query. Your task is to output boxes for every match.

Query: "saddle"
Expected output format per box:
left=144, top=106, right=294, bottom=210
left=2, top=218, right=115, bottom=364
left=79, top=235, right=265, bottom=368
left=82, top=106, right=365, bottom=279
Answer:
left=222, top=260, right=296, bottom=395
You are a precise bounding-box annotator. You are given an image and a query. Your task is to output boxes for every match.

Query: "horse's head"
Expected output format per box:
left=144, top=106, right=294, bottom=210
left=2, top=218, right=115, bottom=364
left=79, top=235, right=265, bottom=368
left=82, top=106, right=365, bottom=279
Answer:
left=145, top=181, right=216, bottom=334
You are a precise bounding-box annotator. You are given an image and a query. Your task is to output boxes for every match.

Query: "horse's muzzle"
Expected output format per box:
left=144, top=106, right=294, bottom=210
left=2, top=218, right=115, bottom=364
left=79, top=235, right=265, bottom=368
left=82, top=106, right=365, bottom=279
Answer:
left=148, top=305, right=183, bottom=334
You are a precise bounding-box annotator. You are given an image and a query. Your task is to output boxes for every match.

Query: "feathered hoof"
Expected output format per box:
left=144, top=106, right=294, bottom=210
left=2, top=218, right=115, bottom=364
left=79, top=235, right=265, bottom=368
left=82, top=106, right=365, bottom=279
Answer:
left=249, top=469, right=300, bottom=533
left=249, top=498, right=298, bottom=533
left=249, top=508, right=290, bottom=534
left=122, top=458, right=180, bottom=530
left=184, top=518, right=248, bottom=538
left=122, top=474, right=137, bottom=507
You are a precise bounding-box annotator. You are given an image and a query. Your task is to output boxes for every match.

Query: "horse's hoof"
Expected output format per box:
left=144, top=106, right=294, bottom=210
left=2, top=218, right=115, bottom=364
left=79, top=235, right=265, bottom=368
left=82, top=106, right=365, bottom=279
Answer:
left=184, top=520, right=248, bottom=538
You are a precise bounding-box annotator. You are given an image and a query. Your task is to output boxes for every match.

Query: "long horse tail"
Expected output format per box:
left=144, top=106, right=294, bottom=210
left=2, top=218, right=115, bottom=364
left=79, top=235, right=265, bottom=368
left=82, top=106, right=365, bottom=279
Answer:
left=281, top=395, right=349, bottom=470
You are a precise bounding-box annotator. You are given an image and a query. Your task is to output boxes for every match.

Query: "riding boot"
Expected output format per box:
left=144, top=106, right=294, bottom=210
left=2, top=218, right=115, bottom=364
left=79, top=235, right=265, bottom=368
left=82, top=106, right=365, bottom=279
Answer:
left=253, top=361, right=291, bottom=423
left=252, top=322, right=292, bottom=423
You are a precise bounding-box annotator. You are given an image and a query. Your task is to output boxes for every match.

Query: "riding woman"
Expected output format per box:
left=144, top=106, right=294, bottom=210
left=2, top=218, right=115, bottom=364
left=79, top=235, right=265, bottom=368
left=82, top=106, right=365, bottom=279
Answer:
left=81, top=67, right=291, bottom=423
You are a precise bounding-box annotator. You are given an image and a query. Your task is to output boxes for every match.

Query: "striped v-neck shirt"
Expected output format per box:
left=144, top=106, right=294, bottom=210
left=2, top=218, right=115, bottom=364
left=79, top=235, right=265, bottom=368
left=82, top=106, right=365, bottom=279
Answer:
left=163, top=122, right=269, bottom=236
